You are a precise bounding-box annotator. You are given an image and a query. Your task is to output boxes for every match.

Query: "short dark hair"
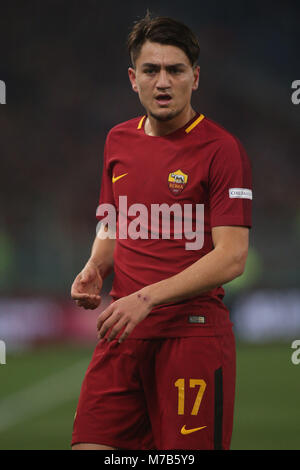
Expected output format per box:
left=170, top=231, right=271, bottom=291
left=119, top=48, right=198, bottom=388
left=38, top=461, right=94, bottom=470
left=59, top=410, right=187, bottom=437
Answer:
left=127, top=12, right=200, bottom=68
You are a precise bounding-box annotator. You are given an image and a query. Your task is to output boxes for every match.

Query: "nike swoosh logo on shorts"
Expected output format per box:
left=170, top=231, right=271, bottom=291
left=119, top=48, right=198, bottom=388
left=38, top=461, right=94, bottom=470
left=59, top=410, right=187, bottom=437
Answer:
left=112, top=173, right=128, bottom=183
left=180, top=424, right=207, bottom=435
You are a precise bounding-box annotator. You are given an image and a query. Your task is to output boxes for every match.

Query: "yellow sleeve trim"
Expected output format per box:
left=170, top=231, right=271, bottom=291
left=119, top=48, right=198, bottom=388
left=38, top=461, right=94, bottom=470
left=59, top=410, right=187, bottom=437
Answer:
left=185, top=114, right=205, bottom=134
left=137, top=116, right=146, bottom=129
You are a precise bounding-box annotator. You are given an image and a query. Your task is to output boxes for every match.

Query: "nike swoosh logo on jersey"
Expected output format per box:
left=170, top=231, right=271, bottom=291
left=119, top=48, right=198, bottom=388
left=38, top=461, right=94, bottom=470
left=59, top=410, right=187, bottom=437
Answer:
left=180, top=425, right=207, bottom=435
left=112, top=173, right=128, bottom=183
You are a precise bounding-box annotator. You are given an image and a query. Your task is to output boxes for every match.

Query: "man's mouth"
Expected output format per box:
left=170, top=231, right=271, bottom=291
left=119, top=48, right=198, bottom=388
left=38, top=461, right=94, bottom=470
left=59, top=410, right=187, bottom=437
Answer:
left=155, top=94, right=172, bottom=106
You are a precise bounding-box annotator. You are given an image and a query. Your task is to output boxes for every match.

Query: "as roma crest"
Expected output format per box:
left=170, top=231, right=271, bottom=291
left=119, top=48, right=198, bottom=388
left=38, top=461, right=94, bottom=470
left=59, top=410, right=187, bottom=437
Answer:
left=168, top=169, right=188, bottom=195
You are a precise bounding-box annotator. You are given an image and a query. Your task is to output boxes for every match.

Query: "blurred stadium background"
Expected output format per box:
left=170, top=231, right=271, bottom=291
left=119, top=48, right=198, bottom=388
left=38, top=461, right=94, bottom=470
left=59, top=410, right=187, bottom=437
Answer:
left=0, top=0, right=299, bottom=450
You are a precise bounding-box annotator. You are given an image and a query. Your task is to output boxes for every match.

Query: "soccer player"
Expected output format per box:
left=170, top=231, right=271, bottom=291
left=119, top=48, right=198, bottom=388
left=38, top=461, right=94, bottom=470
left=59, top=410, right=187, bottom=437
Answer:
left=71, top=14, right=252, bottom=450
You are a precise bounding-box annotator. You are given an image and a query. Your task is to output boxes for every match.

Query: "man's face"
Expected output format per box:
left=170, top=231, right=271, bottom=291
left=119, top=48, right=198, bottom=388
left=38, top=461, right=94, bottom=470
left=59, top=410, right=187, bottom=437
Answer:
left=128, top=41, right=199, bottom=122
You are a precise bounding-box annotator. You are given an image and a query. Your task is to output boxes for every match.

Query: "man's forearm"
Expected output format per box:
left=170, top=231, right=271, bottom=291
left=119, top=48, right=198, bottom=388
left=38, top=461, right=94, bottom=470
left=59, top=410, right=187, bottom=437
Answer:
left=87, top=233, right=115, bottom=279
left=141, top=245, right=247, bottom=308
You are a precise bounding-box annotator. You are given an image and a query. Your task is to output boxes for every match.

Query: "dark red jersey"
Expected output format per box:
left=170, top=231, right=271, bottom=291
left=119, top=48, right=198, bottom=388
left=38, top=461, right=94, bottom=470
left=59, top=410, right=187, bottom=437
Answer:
left=96, top=113, right=252, bottom=338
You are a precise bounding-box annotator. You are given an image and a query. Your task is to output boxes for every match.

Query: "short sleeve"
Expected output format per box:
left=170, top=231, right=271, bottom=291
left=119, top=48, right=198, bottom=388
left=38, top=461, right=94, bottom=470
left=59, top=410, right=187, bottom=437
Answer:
left=96, top=139, right=115, bottom=222
left=209, top=137, right=252, bottom=228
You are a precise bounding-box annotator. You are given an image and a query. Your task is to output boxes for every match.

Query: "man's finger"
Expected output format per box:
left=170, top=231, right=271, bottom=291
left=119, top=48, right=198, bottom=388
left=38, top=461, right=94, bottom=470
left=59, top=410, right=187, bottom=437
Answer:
left=96, top=304, right=115, bottom=331
left=72, top=292, right=101, bottom=300
left=97, top=311, right=123, bottom=339
left=76, top=296, right=101, bottom=308
left=87, top=294, right=101, bottom=301
left=118, top=323, right=134, bottom=343
left=72, top=293, right=90, bottom=300
left=106, top=317, right=128, bottom=342
left=72, top=292, right=92, bottom=300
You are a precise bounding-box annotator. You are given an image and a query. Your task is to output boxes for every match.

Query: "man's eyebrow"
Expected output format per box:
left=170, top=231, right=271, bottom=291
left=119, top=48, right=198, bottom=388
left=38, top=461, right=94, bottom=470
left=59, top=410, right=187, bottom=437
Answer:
left=141, top=62, right=187, bottom=68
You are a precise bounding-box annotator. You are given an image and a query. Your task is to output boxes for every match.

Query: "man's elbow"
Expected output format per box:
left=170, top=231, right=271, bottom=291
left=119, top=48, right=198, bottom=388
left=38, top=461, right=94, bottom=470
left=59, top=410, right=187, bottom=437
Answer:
left=231, top=248, right=248, bottom=278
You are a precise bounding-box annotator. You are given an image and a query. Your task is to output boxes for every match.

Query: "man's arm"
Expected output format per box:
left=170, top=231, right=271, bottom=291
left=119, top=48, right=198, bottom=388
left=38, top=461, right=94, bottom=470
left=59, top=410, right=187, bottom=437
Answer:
left=97, top=225, right=249, bottom=340
left=142, top=225, right=248, bottom=306
left=71, top=225, right=115, bottom=309
left=89, top=227, right=116, bottom=279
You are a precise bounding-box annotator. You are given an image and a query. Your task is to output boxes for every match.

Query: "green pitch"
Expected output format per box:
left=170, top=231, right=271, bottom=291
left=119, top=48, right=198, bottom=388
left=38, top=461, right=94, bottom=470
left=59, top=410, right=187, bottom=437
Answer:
left=0, top=342, right=299, bottom=450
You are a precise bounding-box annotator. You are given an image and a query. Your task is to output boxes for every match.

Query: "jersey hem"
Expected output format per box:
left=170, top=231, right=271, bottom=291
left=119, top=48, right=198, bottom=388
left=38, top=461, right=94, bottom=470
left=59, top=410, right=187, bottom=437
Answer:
left=210, top=215, right=252, bottom=228
left=128, top=324, right=234, bottom=339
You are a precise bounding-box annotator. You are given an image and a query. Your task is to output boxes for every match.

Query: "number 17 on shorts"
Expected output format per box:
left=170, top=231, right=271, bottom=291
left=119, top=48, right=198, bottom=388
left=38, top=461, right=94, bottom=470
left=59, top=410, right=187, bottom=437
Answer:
left=153, top=335, right=235, bottom=450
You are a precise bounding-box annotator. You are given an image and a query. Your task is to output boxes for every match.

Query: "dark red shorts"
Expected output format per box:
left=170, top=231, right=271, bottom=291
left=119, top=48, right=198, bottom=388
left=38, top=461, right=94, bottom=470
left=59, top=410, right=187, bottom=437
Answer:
left=72, top=331, right=236, bottom=450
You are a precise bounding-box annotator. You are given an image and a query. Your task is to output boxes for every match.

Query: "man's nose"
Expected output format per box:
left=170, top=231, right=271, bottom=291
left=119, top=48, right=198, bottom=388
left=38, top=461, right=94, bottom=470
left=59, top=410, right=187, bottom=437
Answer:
left=156, top=69, right=170, bottom=89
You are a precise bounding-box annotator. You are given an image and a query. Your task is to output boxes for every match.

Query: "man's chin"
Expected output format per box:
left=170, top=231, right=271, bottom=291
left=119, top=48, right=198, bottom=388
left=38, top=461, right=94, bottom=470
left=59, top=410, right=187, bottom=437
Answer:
left=149, top=109, right=179, bottom=122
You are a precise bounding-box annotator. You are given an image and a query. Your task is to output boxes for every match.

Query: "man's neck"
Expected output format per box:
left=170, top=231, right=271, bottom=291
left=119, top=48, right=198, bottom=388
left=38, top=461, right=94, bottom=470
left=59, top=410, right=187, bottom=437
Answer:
left=144, top=107, right=196, bottom=136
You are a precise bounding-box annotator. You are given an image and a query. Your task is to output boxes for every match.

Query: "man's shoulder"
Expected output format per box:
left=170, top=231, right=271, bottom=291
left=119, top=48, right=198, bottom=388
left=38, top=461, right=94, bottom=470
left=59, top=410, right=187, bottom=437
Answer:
left=107, top=116, right=144, bottom=138
left=201, top=117, right=250, bottom=167
left=200, top=116, right=242, bottom=148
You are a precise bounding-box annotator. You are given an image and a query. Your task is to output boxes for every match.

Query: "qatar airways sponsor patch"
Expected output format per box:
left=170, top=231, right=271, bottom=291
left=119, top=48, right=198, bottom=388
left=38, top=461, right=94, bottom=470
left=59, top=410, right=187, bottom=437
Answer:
left=229, top=188, right=252, bottom=200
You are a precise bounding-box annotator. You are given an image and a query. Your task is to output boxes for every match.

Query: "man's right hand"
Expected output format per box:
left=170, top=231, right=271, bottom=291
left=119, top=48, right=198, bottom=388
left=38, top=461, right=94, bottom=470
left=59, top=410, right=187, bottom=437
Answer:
left=71, top=260, right=103, bottom=310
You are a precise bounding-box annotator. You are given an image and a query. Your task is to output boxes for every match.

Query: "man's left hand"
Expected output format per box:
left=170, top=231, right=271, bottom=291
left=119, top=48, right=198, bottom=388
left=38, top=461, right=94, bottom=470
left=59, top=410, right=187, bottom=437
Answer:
left=96, top=290, right=153, bottom=343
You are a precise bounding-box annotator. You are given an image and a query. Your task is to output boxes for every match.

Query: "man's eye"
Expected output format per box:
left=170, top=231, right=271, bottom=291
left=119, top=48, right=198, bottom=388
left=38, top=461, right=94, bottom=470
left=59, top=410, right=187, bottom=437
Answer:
left=144, top=69, right=156, bottom=74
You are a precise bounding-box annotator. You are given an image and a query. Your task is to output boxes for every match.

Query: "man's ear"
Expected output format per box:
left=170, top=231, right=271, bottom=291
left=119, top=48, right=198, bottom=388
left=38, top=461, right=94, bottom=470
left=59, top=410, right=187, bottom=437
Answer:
left=192, top=65, right=200, bottom=91
left=128, top=67, right=138, bottom=93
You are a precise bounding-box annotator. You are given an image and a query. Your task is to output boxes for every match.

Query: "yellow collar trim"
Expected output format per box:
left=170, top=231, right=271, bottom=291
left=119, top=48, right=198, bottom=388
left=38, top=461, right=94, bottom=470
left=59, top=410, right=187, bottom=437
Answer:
left=137, top=113, right=205, bottom=133
left=137, top=116, right=146, bottom=129
left=185, top=114, right=205, bottom=134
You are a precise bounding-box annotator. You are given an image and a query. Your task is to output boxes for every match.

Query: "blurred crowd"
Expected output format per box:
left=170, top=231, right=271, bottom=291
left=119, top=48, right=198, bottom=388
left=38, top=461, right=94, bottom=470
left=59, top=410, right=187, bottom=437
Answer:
left=0, top=0, right=299, bottom=296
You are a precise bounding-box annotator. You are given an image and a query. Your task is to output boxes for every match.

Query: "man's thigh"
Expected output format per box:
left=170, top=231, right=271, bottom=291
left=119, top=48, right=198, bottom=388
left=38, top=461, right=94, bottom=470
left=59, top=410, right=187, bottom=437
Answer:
left=142, top=333, right=236, bottom=450
left=71, top=339, right=155, bottom=450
